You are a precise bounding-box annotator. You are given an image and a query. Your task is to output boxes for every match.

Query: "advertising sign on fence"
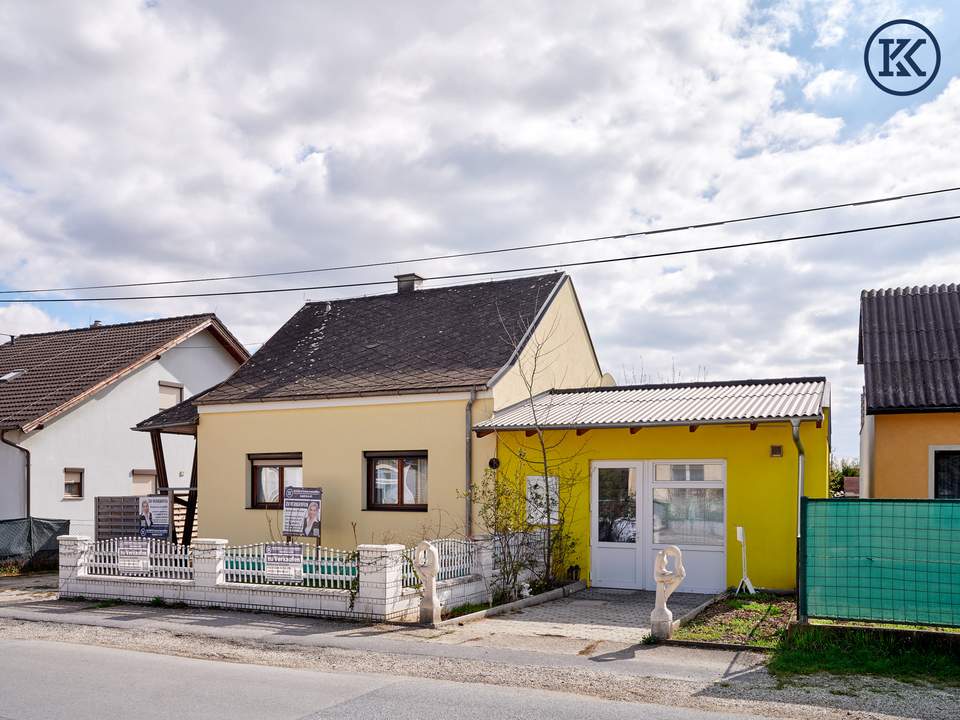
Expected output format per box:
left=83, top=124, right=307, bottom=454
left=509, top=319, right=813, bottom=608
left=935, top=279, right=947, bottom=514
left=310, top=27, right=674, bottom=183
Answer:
left=282, top=487, right=322, bottom=538
left=117, top=539, right=149, bottom=574
left=137, top=495, right=170, bottom=539
left=264, top=543, right=303, bottom=583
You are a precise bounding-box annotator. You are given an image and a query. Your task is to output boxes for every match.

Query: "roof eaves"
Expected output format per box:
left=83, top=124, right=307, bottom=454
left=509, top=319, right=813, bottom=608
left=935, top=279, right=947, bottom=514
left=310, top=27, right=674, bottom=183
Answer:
left=198, top=382, right=491, bottom=406
left=474, top=414, right=824, bottom=432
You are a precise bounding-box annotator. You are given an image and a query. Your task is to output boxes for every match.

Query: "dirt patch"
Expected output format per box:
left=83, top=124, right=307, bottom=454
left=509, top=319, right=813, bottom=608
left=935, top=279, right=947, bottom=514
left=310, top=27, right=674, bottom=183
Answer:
left=673, top=593, right=795, bottom=648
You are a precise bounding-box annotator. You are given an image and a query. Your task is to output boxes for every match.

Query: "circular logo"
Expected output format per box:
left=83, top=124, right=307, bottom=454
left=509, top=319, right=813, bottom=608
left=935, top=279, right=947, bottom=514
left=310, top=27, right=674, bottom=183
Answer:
left=864, top=19, right=940, bottom=96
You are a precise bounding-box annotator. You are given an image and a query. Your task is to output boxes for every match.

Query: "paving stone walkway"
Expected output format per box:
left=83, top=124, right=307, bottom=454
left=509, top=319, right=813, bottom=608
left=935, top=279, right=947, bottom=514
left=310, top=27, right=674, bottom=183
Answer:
left=444, top=588, right=715, bottom=645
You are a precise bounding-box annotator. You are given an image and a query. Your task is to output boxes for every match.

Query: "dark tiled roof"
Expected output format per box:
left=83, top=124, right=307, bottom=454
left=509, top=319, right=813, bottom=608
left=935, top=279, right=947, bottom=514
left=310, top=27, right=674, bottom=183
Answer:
left=200, top=273, right=566, bottom=404
left=858, top=284, right=960, bottom=413
left=0, top=314, right=241, bottom=431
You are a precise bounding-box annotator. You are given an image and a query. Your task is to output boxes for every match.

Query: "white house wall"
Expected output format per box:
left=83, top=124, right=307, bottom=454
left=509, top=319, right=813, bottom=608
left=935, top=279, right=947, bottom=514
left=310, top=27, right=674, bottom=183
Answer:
left=20, top=328, right=240, bottom=536
left=0, top=437, right=26, bottom=520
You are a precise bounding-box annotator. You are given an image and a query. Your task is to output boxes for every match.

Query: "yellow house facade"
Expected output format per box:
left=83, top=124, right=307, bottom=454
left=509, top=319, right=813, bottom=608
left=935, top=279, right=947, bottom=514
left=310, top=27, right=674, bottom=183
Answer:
left=147, top=272, right=604, bottom=549
left=476, top=379, right=831, bottom=592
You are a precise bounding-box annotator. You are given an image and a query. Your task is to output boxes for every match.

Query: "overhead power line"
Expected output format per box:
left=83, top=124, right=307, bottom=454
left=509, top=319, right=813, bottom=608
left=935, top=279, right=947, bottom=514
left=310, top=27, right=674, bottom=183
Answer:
left=1, top=185, right=959, bottom=296
left=1, top=213, right=957, bottom=304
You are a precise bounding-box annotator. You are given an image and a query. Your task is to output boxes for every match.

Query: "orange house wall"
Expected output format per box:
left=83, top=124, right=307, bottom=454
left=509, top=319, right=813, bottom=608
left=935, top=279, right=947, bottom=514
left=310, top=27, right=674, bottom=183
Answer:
left=872, top=412, right=960, bottom=498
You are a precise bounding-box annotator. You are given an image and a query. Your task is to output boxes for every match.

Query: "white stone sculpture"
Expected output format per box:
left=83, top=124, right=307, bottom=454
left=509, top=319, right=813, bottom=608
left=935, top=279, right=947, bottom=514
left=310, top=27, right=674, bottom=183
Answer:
left=414, top=540, right=441, bottom=626
left=650, top=545, right=686, bottom=640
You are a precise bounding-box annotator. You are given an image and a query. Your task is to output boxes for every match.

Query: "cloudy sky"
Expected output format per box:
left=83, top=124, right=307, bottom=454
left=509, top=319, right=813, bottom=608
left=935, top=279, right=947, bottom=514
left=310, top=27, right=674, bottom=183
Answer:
left=0, top=1, right=957, bottom=457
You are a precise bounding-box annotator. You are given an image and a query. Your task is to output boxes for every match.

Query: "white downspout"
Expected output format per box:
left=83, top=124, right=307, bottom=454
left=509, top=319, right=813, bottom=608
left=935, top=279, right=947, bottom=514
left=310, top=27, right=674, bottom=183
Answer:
left=791, top=419, right=806, bottom=538
left=465, top=389, right=476, bottom=538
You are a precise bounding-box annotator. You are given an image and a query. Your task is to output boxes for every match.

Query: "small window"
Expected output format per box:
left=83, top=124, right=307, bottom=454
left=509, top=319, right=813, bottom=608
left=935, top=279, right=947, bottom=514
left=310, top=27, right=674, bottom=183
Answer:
left=526, top=475, right=559, bottom=525
left=933, top=451, right=960, bottom=499
left=64, top=468, right=83, bottom=498
left=159, top=382, right=183, bottom=411
left=365, top=452, right=427, bottom=510
left=132, top=469, right=156, bottom=496
left=770, top=445, right=784, bottom=458
left=0, top=368, right=25, bottom=383
left=249, top=454, right=302, bottom=509
left=655, top=463, right=723, bottom=483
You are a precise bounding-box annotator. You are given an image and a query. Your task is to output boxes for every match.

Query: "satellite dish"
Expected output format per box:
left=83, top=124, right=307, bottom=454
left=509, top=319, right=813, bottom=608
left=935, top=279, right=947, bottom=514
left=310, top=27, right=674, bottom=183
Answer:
left=600, top=372, right=617, bottom=387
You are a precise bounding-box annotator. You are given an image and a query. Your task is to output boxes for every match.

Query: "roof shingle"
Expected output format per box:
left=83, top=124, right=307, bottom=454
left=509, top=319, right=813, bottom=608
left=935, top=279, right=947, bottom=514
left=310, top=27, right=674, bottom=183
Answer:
left=0, top=314, right=241, bottom=431
left=858, top=284, right=960, bottom=413
left=200, top=273, right=565, bottom=405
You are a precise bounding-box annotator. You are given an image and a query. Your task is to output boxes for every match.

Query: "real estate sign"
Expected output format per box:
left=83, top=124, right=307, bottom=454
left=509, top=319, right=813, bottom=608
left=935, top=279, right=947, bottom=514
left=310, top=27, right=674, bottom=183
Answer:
left=137, top=495, right=170, bottom=539
left=117, top=539, right=149, bottom=575
left=264, top=543, right=303, bottom=583
left=282, top=487, right=322, bottom=538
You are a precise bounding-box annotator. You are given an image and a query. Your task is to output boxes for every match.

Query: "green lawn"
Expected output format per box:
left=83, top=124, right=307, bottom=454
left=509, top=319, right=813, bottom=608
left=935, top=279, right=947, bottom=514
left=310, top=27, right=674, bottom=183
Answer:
left=769, top=625, right=960, bottom=685
left=673, top=594, right=960, bottom=684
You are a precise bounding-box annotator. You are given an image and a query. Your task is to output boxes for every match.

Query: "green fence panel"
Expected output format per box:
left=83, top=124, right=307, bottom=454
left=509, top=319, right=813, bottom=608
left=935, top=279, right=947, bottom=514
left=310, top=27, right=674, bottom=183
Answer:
left=803, top=498, right=960, bottom=627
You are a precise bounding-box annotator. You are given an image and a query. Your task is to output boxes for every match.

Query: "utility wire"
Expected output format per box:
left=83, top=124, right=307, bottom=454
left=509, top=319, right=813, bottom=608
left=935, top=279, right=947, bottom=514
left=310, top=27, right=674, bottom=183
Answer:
left=2, top=185, right=958, bottom=295
left=1, top=213, right=957, bottom=304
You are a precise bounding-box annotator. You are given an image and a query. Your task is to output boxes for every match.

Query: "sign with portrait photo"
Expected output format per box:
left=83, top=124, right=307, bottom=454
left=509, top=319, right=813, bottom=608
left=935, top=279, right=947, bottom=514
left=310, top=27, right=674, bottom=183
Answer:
left=137, top=495, right=170, bottom=539
left=282, top=486, right=322, bottom=538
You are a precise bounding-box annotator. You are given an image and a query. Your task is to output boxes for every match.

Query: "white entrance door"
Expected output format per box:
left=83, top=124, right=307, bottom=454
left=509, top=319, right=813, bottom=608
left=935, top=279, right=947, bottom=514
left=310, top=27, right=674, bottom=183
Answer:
left=591, top=460, right=727, bottom=593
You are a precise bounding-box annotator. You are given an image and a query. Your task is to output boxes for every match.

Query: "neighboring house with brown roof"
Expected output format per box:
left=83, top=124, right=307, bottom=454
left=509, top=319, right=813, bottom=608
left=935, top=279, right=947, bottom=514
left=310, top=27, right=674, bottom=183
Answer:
left=0, top=314, right=248, bottom=535
left=138, top=272, right=603, bottom=548
left=858, top=284, right=960, bottom=499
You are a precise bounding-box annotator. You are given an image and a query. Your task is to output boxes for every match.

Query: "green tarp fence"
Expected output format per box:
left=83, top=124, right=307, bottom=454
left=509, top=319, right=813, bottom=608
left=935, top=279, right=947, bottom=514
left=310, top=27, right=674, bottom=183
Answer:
left=0, top=517, right=70, bottom=570
left=800, top=498, right=960, bottom=627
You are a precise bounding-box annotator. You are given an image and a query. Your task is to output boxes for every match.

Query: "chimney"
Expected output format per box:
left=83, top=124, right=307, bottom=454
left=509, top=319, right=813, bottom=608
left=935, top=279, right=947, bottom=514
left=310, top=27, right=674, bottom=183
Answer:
left=90, top=320, right=102, bottom=327
left=395, top=273, right=423, bottom=294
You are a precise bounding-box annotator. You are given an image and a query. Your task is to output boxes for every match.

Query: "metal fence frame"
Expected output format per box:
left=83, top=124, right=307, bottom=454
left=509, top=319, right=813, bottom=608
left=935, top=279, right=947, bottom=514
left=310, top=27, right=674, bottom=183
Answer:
left=799, top=497, right=960, bottom=628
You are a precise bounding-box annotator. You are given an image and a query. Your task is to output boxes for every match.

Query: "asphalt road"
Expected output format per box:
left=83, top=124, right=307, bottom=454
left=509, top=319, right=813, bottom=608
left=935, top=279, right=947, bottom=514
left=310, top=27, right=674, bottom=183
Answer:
left=0, top=639, right=776, bottom=720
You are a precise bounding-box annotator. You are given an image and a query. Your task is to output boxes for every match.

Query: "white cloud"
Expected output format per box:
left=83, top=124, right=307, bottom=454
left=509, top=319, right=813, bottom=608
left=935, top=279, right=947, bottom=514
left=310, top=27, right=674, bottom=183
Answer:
left=813, top=0, right=853, bottom=48
left=803, top=69, right=858, bottom=102
left=0, top=305, right=68, bottom=337
left=0, top=1, right=957, bottom=457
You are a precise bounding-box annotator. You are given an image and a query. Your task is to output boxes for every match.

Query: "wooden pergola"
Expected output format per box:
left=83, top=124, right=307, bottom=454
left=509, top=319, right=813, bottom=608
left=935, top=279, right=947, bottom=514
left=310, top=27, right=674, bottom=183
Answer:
left=136, top=406, right=201, bottom=545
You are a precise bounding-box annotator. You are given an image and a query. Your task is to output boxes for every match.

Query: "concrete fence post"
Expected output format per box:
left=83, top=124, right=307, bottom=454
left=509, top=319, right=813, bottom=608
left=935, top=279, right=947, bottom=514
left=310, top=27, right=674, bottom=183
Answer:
left=356, top=544, right=405, bottom=618
left=57, top=535, right=91, bottom=595
left=475, top=535, right=495, bottom=604
left=190, top=539, right=228, bottom=589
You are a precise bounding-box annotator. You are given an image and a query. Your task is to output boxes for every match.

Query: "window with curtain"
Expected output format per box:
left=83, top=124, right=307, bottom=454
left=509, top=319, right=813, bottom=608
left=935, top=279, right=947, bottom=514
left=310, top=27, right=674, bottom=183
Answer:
left=249, top=454, right=303, bottom=509
left=365, top=452, right=427, bottom=510
left=652, top=462, right=724, bottom=547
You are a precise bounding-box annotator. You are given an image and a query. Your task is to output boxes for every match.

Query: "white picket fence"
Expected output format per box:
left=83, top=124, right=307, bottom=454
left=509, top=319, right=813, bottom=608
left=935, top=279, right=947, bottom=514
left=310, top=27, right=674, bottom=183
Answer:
left=222, top=543, right=357, bottom=589
left=86, top=537, right=193, bottom=580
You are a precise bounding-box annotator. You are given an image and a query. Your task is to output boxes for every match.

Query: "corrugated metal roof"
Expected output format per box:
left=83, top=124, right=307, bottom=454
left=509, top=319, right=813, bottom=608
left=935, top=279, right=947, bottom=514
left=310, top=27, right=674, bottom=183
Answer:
left=858, top=284, right=960, bottom=413
left=474, top=377, right=827, bottom=430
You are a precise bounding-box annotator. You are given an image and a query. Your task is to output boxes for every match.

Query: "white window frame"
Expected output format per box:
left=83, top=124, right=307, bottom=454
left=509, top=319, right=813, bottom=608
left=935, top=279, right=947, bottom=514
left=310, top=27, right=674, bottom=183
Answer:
left=928, top=445, right=960, bottom=499
left=651, top=459, right=726, bottom=552
left=526, top=475, right=559, bottom=525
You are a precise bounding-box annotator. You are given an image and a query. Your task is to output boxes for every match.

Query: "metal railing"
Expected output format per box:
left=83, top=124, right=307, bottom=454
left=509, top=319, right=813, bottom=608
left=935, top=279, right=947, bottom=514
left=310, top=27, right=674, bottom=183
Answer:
left=222, top=543, right=357, bottom=589
left=401, top=547, right=423, bottom=588
left=87, top=537, right=193, bottom=580
left=431, top=538, right=480, bottom=581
